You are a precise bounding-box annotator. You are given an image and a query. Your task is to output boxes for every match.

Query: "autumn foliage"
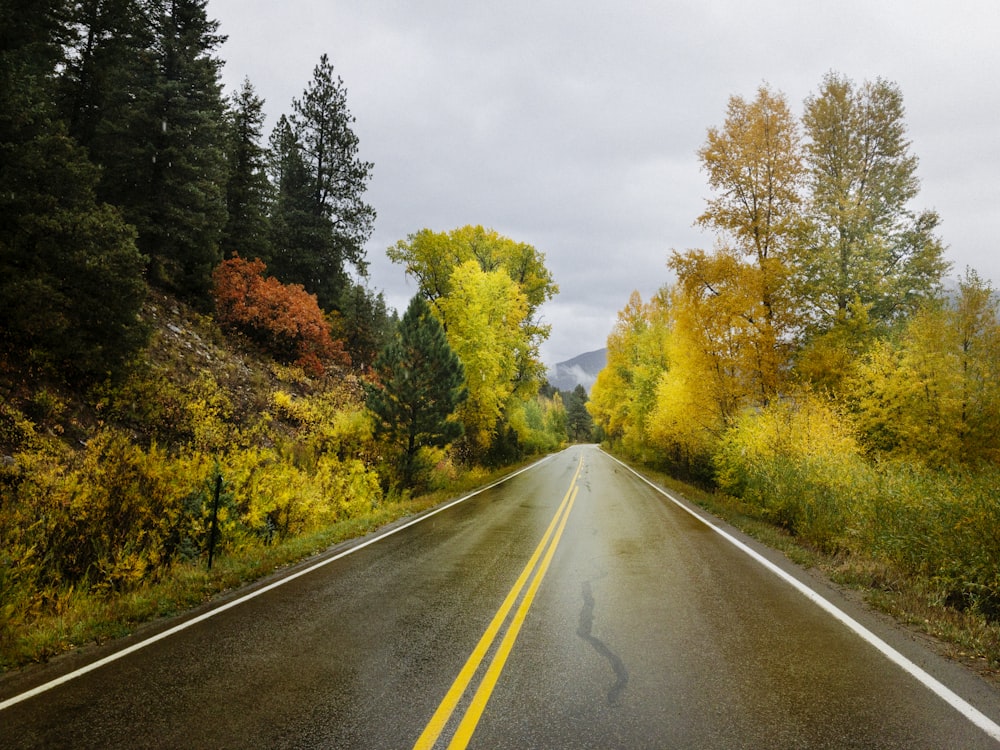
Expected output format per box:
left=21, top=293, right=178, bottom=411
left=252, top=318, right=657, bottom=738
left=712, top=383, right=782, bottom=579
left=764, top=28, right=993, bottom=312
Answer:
left=212, top=256, right=349, bottom=376
left=590, top=74, right=1000, bottom=628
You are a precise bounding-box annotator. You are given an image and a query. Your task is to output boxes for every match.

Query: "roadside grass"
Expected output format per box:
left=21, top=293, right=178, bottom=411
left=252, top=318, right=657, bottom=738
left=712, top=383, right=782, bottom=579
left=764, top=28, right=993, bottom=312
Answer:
left=615, top=455, right=1000, bottom=688
left=831, top=560, right=1000, bottom=683
left=0, top=461, right=529, bottom=673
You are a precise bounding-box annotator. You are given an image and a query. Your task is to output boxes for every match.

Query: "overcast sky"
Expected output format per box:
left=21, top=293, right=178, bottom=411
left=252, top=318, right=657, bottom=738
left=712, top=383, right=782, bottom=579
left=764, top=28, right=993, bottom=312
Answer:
left=209, top=0, right=1000, bottom=366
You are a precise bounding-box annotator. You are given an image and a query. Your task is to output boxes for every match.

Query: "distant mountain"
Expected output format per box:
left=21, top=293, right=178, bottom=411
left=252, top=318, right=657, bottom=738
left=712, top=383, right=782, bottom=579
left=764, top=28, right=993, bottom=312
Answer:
left=547, top=348, right=607, bottom=393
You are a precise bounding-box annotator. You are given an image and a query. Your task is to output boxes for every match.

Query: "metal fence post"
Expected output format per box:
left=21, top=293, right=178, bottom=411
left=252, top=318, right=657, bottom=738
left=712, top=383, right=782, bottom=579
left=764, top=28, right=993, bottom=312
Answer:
left=207, top=471, right=222, bottom=570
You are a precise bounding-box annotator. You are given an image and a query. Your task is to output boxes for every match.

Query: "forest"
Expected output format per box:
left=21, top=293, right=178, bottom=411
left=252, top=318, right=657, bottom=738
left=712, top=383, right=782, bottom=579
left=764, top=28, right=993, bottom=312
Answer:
left=0, top=1, right=583, bottom=667
left=589, top=76, right=1000, bottom=660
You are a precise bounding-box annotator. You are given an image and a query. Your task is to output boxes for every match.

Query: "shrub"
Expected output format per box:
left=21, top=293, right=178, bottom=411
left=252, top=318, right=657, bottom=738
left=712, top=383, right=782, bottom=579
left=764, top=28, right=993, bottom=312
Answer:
left=0, top=402, right=37, bottom=454
left=713, top=393, right=1000, bottom=621
left=855, top=463, right=1000, bottom=620
left=714, top=392, right=866, bottom=550
left=212, top=255, right=350, bottom=376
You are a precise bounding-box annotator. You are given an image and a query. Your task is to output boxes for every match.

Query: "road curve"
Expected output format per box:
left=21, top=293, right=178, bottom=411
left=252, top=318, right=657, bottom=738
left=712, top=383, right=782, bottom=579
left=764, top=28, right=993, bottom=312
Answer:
left=2, top=445, right=999, bottom=748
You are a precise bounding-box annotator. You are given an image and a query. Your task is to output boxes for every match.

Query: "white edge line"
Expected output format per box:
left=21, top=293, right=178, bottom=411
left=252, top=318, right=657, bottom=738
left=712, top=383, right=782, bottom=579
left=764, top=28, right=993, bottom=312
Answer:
left=0, top=454, right=555, bottom=712
left=602, top=449, right=1000, bottom=743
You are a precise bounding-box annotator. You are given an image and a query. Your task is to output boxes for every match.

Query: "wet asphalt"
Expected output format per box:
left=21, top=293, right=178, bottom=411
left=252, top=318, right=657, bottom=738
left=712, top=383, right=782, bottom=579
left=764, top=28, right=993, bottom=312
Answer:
left=2, top=445, right=1000, bottom=748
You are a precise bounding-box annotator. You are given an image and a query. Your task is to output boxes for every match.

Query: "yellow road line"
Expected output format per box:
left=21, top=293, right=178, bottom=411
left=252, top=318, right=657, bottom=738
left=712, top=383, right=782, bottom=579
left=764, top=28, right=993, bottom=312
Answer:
left=414, top=456, right=583, bottom=750
left=447, top=482, right=580, bottom=750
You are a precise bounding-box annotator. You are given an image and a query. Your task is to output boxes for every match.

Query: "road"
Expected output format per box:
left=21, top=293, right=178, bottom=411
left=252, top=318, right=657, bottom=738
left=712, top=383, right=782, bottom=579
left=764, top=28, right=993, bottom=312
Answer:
left=2, top=445, right=1000, bottom=748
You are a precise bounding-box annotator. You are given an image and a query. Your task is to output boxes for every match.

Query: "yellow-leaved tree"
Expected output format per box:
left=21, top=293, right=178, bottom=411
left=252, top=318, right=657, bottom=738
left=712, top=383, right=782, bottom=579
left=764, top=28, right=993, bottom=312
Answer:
left=847, top=270, right=1000, bottom=467
left=588, top=289, right=670, bottom=457
left=646, top=284, right=728, bottom=476
left=687, top=84, right=804, bottom=408
left=436, top=261, right=529, bottom=449
left=388, top=226, right=557, bottom=458
left=666, top=248, right=771, bottom=415
left=388, top=225, right=557, bottom=396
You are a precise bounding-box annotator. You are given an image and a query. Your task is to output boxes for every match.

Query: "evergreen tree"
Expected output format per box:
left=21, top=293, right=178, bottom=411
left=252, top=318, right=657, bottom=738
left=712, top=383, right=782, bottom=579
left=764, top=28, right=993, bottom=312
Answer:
left=0, top=0, right=148, bottom=379
left=266, top=114, right=331, bottom=292
left=283, top=53, right=375, bottom=310
left=365, top=296, right=466, bottom=488
left=221, top=78, right=271, bottom=260
left=334, top=282, right=395, bottom=371
left=62, top=0, right=228, bottom=299
left=58, top=0, right=154, bottom=160
left=138, top=0, right=228, bottom=297
left=564, top=385, right=594, bottom=442
left=0, top=0, right=68, bottom=131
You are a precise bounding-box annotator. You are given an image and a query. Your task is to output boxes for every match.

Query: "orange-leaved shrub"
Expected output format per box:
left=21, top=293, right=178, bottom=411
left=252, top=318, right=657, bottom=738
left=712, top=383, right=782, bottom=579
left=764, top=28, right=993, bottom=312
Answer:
left=212, top=256, right=349, bottom=376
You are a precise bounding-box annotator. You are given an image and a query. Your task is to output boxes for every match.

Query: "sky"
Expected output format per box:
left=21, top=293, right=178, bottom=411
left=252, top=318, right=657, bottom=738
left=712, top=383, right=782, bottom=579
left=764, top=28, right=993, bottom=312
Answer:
left=208, top=0, right=1000, bottom=367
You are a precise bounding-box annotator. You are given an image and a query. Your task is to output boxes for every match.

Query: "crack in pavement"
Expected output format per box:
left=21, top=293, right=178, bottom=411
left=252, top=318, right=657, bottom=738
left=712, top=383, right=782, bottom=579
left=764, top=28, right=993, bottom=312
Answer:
left=577, top=580, right=629, bottom=705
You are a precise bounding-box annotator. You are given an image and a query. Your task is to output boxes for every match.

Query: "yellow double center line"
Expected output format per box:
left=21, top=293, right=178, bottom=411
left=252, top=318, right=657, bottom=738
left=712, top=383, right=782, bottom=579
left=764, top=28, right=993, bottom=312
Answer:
left=414, top=455, right=584, bottom=750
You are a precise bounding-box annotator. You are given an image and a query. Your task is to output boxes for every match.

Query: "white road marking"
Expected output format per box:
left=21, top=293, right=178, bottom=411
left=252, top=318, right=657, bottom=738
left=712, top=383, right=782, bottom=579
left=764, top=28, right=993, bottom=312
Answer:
left=0, top=455, right=554, bottom=712
left=602, top=448, right=1000, bottom=743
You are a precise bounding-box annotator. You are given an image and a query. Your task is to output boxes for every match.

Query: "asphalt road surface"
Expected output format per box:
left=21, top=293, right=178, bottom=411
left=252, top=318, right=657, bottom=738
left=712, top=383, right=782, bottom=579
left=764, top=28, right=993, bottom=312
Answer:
left=3, top=445, right=1000, bottom=748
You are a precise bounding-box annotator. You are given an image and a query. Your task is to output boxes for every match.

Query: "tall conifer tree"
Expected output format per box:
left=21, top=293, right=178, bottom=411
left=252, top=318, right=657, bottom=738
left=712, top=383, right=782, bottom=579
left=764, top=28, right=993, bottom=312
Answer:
left=565, top=385, right=594, bottom=442
left=279, top=53, right=375, bottom=311
left=62, top=0, right=228, bottom=299
left=0, top=0, right=147, bottom=379
left=221, top=78, right=271, bottom=260
left=365, top=296, right=466, bottom=488
left=59, top=0, right=154, bottom=163
left=267, top=114, right=330, bottom=292
left=139, top=0, right=228, bottom=297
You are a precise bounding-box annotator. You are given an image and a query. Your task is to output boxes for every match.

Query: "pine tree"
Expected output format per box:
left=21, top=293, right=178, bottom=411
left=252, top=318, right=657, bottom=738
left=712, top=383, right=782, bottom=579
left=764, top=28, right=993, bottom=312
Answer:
left=266, top=114, right=331, bottom=292
left=58, top=0, right=154, bottom=160
left=283, top=53, right=375, bottom=310
left=334, top=282, right=395, bottom=370
left=221, top=78, right=271, bottom=260
left=62, top=0, right=228, bottom=299
left=139, top=0, right=228, bottom=297
left=0, top=0, right=147, bottom=379
left=564, top=385, right=594, bottom=442
left=365, top=296, right=466, bottom=488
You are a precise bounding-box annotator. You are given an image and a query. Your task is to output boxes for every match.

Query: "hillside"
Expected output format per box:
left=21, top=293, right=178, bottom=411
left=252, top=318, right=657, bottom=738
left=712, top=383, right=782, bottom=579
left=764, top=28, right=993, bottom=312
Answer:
left=0, top=287, right=386, bottom=663
left=547, top=348, right=607, bottom=393
left=1, top=288, right=327, bottom=460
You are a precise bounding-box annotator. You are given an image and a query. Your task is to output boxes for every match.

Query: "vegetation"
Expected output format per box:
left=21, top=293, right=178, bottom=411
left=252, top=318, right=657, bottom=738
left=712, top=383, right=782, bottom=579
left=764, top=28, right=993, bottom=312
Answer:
left=563, top=385, right=595, bottom=443
left=268, top=53, right=375, bottom=311
left=590, top=73, right=1000, bottom=668
left=388, top=225, right=561, bottom=462
left=13, top=1, right=991, bottom=683
left=0, top=2, right=566, bottom=670
left=212, top=255, right=349, bottom=376
left=365, top=296, right=467, bottom=489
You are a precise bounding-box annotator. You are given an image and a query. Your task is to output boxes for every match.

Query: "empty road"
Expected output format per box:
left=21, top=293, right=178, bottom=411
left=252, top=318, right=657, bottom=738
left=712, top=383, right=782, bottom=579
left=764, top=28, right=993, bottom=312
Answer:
left=2, top=445, right=999, bottom=748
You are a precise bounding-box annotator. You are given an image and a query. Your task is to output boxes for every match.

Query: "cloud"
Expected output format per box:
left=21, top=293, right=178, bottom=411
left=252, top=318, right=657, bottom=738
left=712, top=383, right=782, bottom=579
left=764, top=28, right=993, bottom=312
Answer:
left=211, top=0, right=1000, bottom=367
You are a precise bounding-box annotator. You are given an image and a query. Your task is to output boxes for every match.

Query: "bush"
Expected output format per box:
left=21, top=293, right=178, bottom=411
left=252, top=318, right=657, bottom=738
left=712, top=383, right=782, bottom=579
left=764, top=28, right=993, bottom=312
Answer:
left=713, top=393, right=1000, bottom=621
left=714, top=392, right=865, bottom=550
left=855, top=463, right=1000, bottom=620
left=212, top=255, right=350, bottom=376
